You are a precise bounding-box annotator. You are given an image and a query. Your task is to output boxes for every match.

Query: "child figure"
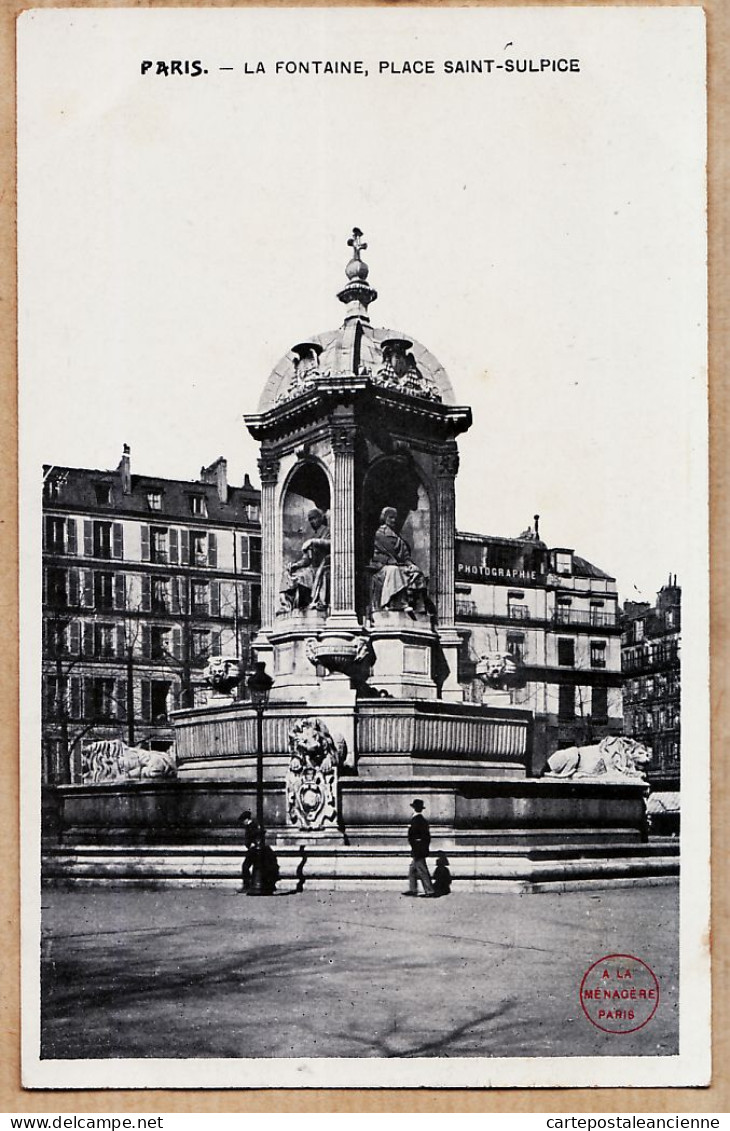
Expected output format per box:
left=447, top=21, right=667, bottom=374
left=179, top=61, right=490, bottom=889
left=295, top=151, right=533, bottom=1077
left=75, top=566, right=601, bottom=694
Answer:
left=433, top=852, right=452, bottom=898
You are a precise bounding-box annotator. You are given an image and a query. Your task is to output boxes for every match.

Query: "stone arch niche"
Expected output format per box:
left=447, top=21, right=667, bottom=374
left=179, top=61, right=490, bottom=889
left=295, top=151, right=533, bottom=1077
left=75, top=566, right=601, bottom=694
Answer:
left=280, top=461, right=331, bottom=613
left=359, top=455, right=432, bottom=618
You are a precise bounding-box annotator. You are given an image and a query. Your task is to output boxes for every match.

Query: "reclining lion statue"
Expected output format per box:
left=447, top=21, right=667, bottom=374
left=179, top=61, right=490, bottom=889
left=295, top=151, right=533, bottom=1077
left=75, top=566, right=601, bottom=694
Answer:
left=81, top=739, right=177, bottom=783
left=546, top=736, right=651, bottom=781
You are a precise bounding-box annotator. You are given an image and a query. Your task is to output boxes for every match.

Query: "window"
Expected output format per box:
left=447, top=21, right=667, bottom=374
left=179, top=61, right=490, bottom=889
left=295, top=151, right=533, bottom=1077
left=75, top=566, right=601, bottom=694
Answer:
left=151, top=577, right=169, bottom=613
left=46, top=567, right=68, bottom=608
left=557, top=638, right=575, bottom=667
left=151, top=626, right=171, bottom=662
left=506, top=633, right=525, bottom=664
left=94, top=572, right=114, bottom=611
left=558, top=684, right=575, bottom=720
left=190, top=495, right=208, bottom=517
left=147, top=492, right=162, bottom=511
left=192, top=532, right=207, bottom=565
left=93, top=574, right=113, bottom=610
left=554, top=598, right=572, bottom=625
left=507, top=594, right=528, bottom=620
left=93, top=522, right=112, bottom=559
left=45, top=516, right=68, bottom=554
left=94, top=623, right=115, bottom=659
left=151, top=681, right=170, bottom=723
left=47, top=621, right=67, bottom=657
left=191, top=581, right=209, bottom=615
left=634, top=620, right=644, bottom=642
left=90, top=677, right=117, bottom=720
left=44, top=675, right=60, bottom=718
left=192, top=630, right=210, bottom=661
left=150, top=527, right=168, bottom=563
left=239, top=534, right=262, bottom=572
left=251, top=584, right=261, bottom=624
left=245, top=503, right=261, bottom=523
left=44, top=474, right=65, bottom=501
left=591, top=686, right=608, bottom=721
left=141, top=679, right=172, bottom=724
left=554, top=551, right=573, bottom=576
left=94, top=483, right=112, bottom=505
left=590, top=640, right=607, bottom=668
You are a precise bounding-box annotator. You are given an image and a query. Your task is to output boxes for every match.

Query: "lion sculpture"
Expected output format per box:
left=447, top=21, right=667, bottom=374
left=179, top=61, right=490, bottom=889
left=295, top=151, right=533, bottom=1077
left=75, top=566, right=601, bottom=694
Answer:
left=285, top=718, right=346, bottom=831
left=81, top=739, right=177, bottom=784
left=546, top=736, right=651, bottom=782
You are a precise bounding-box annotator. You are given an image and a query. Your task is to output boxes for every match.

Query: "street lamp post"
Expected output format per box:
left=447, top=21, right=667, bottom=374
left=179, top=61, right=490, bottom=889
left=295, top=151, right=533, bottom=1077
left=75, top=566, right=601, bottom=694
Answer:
left=246, top=661, right=274, bottom=896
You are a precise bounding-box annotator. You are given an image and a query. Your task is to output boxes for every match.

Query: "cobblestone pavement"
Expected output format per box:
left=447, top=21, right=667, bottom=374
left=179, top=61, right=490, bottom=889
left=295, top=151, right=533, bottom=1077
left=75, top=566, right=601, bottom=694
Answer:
left=40, top=883, right=679, bottom=1060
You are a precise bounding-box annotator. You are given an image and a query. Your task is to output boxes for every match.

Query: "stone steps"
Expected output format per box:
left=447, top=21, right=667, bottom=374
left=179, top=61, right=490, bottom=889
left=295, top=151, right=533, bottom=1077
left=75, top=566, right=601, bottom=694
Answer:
left=43, top=840, right=679, bottom=892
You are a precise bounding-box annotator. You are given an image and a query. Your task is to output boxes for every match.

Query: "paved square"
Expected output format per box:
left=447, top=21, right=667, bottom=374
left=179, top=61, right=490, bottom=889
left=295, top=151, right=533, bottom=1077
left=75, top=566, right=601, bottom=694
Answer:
left=40, top=883, right=679, bottom=1060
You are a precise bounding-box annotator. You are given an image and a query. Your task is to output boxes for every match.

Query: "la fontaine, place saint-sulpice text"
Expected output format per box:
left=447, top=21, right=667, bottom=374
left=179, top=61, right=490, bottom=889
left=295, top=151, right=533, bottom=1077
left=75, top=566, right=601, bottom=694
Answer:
left=140, top=57, right=581, bottom=77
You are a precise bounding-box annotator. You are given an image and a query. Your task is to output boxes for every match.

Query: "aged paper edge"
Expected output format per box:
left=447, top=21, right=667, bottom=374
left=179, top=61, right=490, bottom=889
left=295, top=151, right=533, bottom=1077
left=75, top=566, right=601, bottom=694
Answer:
left=2, top=0, right=727, bottom=1113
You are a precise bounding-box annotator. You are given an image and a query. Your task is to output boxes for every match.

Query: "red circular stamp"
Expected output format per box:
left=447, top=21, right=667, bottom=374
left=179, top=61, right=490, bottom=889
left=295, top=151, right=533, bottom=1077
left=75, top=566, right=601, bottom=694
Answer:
left=580, top=954, right=659, bottom=1034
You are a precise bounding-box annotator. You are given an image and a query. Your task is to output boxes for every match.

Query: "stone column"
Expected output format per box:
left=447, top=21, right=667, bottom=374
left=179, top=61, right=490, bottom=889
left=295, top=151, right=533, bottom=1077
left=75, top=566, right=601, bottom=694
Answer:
left=257, top=452, right=280, bottom=634
left=436, top=445, right=459, bottom=627
left=328, top=424, right=359, bottom=629
left=435, top=444, right=463, bottom=701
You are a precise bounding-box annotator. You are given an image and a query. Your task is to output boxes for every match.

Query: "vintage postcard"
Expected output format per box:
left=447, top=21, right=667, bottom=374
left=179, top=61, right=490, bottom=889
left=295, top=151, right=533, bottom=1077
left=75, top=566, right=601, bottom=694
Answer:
left=18, top=5, right=709, bottom=1090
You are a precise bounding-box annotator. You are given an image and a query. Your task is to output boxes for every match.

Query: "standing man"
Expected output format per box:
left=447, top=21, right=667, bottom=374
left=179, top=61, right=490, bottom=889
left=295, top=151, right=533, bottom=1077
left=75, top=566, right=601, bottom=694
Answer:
left=404, top=798, right=435, bottom=897
left=239, top=809, right=259, bottom=893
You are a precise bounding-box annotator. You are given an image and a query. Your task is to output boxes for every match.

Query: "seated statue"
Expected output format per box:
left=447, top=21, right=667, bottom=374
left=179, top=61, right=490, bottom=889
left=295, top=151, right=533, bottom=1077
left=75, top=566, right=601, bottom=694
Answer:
left=280, top=508, right=331, bottom=612
left=370, top=506, right=428, bottom=613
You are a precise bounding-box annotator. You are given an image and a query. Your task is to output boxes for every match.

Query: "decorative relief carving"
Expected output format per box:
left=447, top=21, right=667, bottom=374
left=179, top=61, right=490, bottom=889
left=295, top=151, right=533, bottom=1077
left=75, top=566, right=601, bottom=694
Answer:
left=204, top=656, right=244, bottom=698
left=305, top=633, right=370, bottom=674
left=330, top=426, right=357, bottom=456
left=286, top=718, right=346, bottom=831
left=475, top=651, right=521, bottom=691
left=276, top=343, right=326, bottom=406
left=257, top=454, right=280, bottom=484
left=437, top=449, right=460, bottom=478
left=373, top=338, right=442, bottom=403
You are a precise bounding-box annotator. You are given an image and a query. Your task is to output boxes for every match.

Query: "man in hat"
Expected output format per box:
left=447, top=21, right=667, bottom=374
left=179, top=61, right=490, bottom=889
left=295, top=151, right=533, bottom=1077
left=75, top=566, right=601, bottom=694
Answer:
left=404, top=798, right=435, bottom=897
left=238, top=809, right=259, bottom=893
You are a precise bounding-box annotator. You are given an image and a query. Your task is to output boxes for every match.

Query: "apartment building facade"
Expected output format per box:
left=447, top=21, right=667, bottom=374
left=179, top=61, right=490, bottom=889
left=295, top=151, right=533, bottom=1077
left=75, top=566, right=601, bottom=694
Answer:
left=42, top=447, right=261, bottom=783
left=455, top=520, right=623, bottom=773
left=621, top=580, right=681, bottom=788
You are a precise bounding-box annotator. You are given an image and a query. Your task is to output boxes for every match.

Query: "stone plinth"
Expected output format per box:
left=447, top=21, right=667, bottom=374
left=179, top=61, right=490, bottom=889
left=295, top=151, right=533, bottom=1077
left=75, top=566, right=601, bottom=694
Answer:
left=367, top=610, right=438, bottom=698
left=46, top=775, right=651, bottom=850
left=172, top=698, right=532, bottom=782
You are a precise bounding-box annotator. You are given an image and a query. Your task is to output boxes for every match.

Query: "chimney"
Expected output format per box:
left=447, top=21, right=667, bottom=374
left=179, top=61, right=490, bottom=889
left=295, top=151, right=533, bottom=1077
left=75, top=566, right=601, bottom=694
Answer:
left=534, top=514, right=540, bottom=539
left=200, top=457, right=228, bottom=504
left=118, top=444, right=131, bottom=495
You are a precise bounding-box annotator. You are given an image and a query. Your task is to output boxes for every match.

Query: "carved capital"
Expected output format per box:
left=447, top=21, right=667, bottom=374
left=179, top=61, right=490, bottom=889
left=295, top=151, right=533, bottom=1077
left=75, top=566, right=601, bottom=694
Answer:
left=257, top=454, right=280, bottom=485
left=330, top=426, right=356, bottom=456
left=437, top=448, right=460, bottom=478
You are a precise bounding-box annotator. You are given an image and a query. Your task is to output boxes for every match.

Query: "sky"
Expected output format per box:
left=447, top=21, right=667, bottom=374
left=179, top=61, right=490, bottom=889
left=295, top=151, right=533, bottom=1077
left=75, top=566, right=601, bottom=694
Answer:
left=18, top=6, right=707, bottom=602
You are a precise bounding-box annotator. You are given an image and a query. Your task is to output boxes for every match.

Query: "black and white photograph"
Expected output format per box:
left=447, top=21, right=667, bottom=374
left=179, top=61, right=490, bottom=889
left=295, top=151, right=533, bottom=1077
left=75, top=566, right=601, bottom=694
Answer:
left=18, top=5, right=709, bottom=1089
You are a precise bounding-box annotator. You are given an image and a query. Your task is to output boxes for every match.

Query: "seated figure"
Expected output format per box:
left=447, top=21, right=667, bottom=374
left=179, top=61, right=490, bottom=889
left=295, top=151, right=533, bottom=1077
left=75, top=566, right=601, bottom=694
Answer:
left=370, top=506, right=428, bottom=613
left=280, top=508, right=331, bottom=612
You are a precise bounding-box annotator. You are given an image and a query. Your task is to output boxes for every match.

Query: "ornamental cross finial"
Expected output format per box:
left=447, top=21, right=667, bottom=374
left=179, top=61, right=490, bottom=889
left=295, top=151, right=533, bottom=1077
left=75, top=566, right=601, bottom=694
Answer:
left=347, top=227, right=367, bottom=260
